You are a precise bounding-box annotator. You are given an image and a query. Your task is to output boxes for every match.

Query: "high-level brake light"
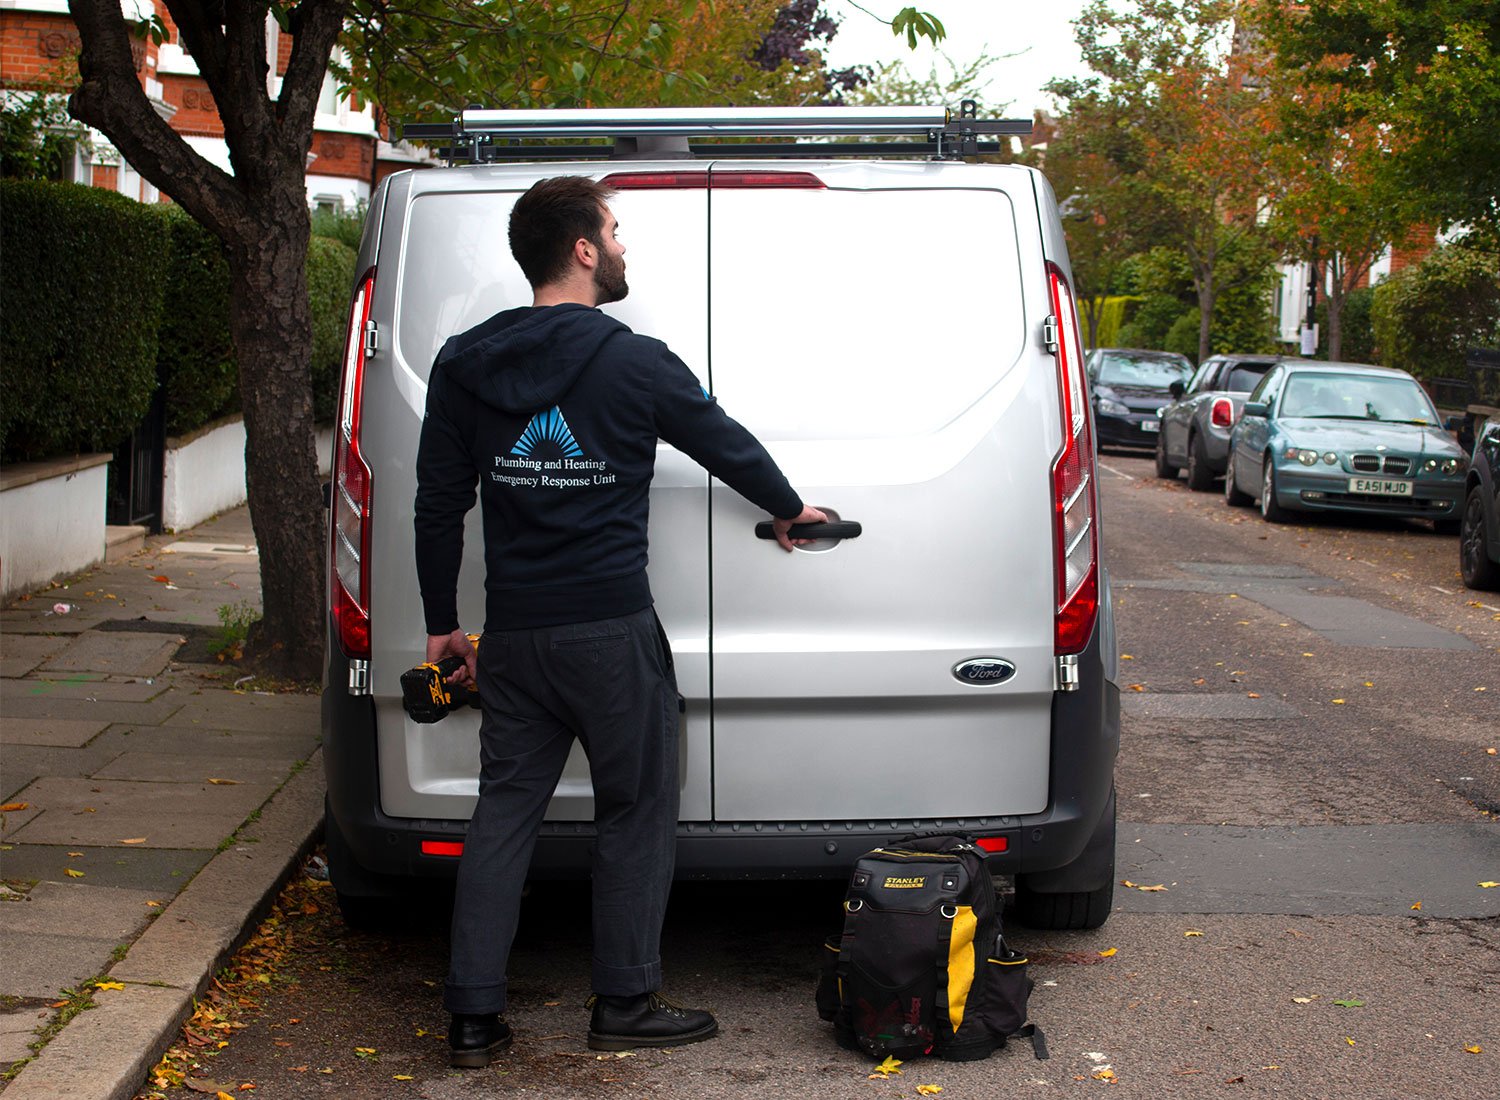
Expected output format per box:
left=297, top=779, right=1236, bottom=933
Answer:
left=1047, top=263, right=1099, bottom=656
left=602, top=170, right=826, bottom=190
left=331, top=270, right=375, bottom=659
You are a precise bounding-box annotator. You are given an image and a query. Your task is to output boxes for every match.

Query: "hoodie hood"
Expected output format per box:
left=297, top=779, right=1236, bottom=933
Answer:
left=434, top=302, right=630, bottom=415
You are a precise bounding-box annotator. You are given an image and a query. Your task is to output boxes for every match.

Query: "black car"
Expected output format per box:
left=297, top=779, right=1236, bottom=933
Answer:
left=1085, top=348, right=1195, bottom=450
left=1461, top=416, right=1500, bottom=590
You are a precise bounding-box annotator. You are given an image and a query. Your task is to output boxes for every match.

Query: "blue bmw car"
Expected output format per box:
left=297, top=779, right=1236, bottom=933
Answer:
left=1223, top=361, right=1467, bottom=530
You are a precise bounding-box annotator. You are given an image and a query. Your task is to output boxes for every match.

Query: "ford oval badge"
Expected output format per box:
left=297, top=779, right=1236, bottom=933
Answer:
left=952, top=657, right=1017, bottom=686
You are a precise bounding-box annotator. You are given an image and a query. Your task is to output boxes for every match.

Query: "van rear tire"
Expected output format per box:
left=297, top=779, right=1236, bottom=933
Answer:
left=1012, top=790, right=1116, bottom=930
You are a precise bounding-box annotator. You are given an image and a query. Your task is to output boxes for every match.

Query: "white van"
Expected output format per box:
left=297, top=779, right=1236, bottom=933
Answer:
left=323, top=107, right=1120, bottom=930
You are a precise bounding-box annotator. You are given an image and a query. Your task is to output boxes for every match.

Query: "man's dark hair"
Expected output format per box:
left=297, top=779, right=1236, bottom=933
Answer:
left=509, top=176, right=616, bottom=288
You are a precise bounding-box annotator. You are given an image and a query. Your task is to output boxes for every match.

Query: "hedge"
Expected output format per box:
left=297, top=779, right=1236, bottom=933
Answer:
left=156, top=206, right=237, bottom=436
left=307, top=234, right=357, bottom=423
left=0, top=180, right=167, bottom=462
left=1371, top=241, right=1500, bottom=382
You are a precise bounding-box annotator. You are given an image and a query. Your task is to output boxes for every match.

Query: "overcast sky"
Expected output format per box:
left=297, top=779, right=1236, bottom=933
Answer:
left=820, top=0, right=1093, bottom=117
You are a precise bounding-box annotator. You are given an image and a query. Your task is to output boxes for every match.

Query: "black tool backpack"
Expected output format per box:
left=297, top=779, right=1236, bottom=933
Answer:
left=815, top=835, right=1046, bottom=1062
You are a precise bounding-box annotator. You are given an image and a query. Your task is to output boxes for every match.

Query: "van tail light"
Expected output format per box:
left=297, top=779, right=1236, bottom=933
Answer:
left=331, top=269, right=375, bottom=659
left=602, top=170, right=825, bottom=190
left=1211, top=397, right=1234, bottom=428
left=1047, top=263, right=1099, bottom=656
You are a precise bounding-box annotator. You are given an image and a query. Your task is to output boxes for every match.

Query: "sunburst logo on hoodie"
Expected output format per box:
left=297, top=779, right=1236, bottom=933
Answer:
left=511, top=406, right=584, bottom=459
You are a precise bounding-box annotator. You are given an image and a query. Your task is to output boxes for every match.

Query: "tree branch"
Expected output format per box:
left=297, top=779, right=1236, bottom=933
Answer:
left=278, top=0, right=349, bottom=141
left=68, top=0, right=246, bottom=229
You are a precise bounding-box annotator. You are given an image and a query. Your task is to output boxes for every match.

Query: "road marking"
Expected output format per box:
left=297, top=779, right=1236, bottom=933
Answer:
left=161, top=541, right=258, bottom=557
left=1098, top=462, right=1135, bottom=481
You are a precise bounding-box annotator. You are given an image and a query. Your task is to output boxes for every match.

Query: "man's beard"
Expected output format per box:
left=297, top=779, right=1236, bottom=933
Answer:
left=594, top=247, right=629, bottom=303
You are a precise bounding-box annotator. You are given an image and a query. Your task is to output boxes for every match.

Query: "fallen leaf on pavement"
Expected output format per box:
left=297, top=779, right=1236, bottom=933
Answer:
left=183, top=1080, right=225, bottom=1095
left=1246, top=692, right=1261, bottom=698
left=1098, top=947, right=1118, bottom=958
left=869, top=1055, right=904, bottom=1079
left=206, top=778, right=240, bottom=786
left=1093, top=1068, right=1118, bottom=1081
left=94, top=980, right=125, bottom=991
left=1411, top=901, right=1422, bottom=911
left=152, top=575, right=171, bottom=583
left=1333, top=999, right=1364, bottom=1008
left=1344, top=1037, right=1356, bottom=1046
left=68, top=851, right=83, bottom=857
left=121, top=837, right=147, bottom=844
left=0, top=802, right=29, bottom=813
left=917, top=1086, right=943, bottom=1095
left=393, top=1075, right=415, bottom=1081
left=1291, top=996, right=1316, bottom=1004
left=65, top=869, right=84, bottom=878
left=147, top=900, right=161, bottom=908
left=1331, top=698, right=1346, bottom=705
left=1487, top=748, right=1497, bottom=755
left=1184, top=930, right=1204, bottom=937
left=1480, top=882, right=1499, bottom=889
left=1127, top=684, right=1145, bottom=692
left=1466, top=1045, right=1483, bottom=1054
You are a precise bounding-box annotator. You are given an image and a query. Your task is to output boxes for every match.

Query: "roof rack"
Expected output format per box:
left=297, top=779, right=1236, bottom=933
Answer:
left=401, top=102, right=1031, bottom=165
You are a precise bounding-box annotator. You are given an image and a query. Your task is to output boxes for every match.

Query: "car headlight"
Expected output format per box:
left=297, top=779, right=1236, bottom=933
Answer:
left=1285, top=446, right=1318, bottom=466
left=1097, top=397, right=1130, bottom=416
left=1442, top=458, right=1463, bottom=475
left=1323, top=452, right=1338, bottom=465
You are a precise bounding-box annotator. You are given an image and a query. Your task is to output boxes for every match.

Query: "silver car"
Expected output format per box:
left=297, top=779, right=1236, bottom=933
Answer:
left=1156, top=355, right=1286, bottom=490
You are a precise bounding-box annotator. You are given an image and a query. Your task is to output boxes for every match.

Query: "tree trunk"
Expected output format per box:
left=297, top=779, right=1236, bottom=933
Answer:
left=226, top=200, right=326, bottom=682
left=1081, top=296, right=1103, bottom=349
left=1195, top=281, right=1216, bottom=365
left=1325, top=255, right=1345, bottom=363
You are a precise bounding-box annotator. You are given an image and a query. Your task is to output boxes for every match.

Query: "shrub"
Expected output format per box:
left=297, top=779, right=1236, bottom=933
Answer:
left=0, top=180, right=167, bottom=462
left=311, top=203, right=366, bottom=251
left=306, top=235, right=357, bottom=423
left=156, top=207, right=237, bottom=436
left=1316, top=286, right=1377, bottom=365
left=1372, top=240, right=1500, bottom=381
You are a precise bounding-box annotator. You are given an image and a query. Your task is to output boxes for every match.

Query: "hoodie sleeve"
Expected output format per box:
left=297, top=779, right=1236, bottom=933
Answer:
left=652, top=347, right=803, bottom=520
left=414, top=362, right=478, bottom=635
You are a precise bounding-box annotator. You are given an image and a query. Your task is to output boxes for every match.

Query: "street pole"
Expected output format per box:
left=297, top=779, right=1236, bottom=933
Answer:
left=1300, top=246, right=1319, bottom=357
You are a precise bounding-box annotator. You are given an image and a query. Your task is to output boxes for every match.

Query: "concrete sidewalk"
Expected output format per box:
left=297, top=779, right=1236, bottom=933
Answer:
left=0, top=506, right=325, bottom=1099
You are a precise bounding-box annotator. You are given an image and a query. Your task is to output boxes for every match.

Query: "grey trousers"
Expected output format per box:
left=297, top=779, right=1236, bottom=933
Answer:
left=443, top=606, right=680, bottom=1016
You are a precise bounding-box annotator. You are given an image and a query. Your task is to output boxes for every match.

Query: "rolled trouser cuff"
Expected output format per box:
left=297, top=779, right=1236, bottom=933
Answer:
left=591, top=958, right=662, bottom=997
left=444, top=978, right=508, bottom=1015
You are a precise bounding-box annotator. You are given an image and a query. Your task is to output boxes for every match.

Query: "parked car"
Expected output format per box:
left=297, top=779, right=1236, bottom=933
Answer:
left=1460, top=416, right=1500, bottom=590
left=322, top=106, right=1121, bottom=931
left=1156, top=354, right=1284, bottom=490
left=1084, top=348, right=1194, bottom=450
left=1222, top=361, right=1468, bottom=529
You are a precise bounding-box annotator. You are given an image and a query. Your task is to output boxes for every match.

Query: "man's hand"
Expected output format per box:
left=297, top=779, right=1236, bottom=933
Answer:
left=772, top=504, right=830, bottom=552
left=426, top=629, right=477, bottom=686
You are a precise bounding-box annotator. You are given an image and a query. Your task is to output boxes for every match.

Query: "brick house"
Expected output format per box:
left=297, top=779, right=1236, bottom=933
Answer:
left=0, top=0, right=428, bottom=209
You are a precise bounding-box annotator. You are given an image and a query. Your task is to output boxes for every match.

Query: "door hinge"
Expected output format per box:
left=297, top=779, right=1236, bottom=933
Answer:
left=1043, top=315, right=1060, bottom=355
left=363, top=320, right=378, bottom=357
left=1054, top=653, right=1080, bottom=692
left=348, top=658, right=371, bottom=695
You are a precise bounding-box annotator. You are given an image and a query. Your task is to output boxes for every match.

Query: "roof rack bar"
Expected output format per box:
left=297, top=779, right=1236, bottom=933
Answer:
left=457, top=106, right=955, bottom=138
left=423, top=141, right=1013, bottom=163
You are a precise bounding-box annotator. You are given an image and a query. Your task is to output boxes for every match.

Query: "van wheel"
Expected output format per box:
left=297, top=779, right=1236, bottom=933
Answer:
left=1012, top=791, right=1116, bottom=931
left=1185, top=432, right=1215, bottom=492
left=1154, top=431, right=1179, bottom=480
left=1223, top=452, right=1252, bottom=506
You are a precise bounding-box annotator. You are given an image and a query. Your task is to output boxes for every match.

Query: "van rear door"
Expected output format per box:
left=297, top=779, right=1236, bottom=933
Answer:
left=705, top=164, right=1057, bottom=822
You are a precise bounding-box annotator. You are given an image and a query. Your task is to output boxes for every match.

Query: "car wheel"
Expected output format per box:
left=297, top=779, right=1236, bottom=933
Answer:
left=1012, top=789, right=1116, bottom=931
left=1223, top=451, right=1252, bottom=506
left=1154, top=428, right=1179, bottom=480
left=1185, top=431, right=1215, bottom=492
left=1460, top=486, right=1500, bottom=590
left=1260, top=458, right=1291, bottom=523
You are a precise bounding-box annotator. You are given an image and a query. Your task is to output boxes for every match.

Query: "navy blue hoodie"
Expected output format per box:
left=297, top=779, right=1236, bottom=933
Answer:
left=414, top=303, right=803, bottom=634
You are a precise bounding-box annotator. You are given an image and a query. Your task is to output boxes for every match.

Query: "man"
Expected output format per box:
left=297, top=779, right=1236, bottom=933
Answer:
left=414, top=176, right=825, bottom=1069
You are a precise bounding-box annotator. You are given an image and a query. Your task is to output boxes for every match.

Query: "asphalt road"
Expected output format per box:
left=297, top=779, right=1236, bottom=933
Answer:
left=139, top=451, right=1500, bottom=1100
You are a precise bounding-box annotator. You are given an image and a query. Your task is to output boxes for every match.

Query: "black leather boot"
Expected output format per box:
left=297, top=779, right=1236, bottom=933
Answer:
left=587, top=992, right=718, bottom=1051
left=448, top=1013, right=513, bottom=1068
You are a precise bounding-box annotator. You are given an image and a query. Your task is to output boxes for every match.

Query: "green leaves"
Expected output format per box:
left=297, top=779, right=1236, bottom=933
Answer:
left=890, top=8, right=946, bottom=50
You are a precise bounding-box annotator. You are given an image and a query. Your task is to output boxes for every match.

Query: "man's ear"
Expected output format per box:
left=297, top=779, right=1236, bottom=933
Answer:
left=574, top=237, right=596, bottom=269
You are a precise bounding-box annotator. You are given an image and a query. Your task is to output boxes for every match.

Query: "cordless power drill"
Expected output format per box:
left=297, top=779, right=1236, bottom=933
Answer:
left=400, top=639, right=481, bottom=723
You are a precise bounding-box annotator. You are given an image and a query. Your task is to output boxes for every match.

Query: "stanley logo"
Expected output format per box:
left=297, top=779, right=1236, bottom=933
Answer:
left=882, top=875, right=926, bottom=890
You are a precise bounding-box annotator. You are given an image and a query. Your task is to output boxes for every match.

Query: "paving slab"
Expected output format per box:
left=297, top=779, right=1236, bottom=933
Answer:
left=0, top=881, right=160, bottom=998
left=0, top=843, right=211, bottom=892
left=39, top=631, right=182, bottom=678
left=0, top=742, right=122, bottom=805
left=0, top=718, right=110, bottom=748
left=162, top=692, right=320, bottom=735
left=0, top=1004, right=47, bottom=1068
left=0, top=982, right=193, bottom=1100
left=1, top=776, right=278, bottom=848
left=0, top=688, right=185, bottom=726
left=92, top=751, right=297, bottom=786
left=91, top=724, right=322, bottom=762
left=0, top=635, right=70, bottom=679
left=2, top=675, right=178, bottom=704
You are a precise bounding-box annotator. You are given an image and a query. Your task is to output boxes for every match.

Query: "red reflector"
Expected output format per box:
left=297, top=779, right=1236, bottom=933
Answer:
left=1211, top=397, right=1233, bottom=428
left=974, top=836, right=1010, bottom=853
left=421, top=840, right=464, bottom=857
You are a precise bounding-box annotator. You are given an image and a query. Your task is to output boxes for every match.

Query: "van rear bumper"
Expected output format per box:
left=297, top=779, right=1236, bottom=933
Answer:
left=323, top=620, right=1119, bottom=888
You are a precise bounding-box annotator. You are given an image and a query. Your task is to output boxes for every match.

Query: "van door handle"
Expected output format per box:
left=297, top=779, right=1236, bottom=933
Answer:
left=754, top=521, right=862, bottom=540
